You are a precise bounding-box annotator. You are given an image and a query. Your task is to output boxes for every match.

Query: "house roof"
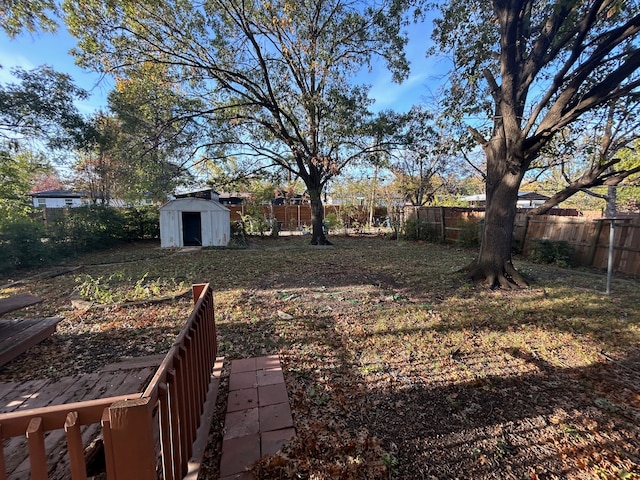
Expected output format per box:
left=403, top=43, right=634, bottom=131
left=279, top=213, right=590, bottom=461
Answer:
left=174, top=188, right=220, bottom=199
left=30, top=189, right=84, bottom=198
left=517, top=191, right=550, bottom=201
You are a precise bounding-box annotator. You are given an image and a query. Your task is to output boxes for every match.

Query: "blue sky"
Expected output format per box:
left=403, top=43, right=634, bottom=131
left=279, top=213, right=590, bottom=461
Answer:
left=0, top=16, right=447, bottom=116
left=0, top=27, right=114, bottom=115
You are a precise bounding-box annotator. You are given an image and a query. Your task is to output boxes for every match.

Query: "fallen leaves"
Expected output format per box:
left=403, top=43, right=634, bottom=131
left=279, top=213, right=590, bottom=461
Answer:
left=1, top=236, right=639, bottom=478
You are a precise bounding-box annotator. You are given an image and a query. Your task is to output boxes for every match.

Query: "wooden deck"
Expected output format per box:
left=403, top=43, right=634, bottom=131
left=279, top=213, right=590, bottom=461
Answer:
left=0, top=356, right=162, bottom=479
left=0, top=293, right=59, bottom=368
left=0, top=317, right=63, bottom=368
left=0, top=294, right=43, bottom=317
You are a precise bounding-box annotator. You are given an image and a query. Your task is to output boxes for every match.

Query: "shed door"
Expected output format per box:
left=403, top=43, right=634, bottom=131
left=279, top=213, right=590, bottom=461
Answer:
left=182, top=212, right=202, bottom=246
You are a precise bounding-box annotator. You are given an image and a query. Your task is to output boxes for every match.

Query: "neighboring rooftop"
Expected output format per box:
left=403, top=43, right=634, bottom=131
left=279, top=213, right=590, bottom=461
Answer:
left=30, top=189, right=84, bottom=198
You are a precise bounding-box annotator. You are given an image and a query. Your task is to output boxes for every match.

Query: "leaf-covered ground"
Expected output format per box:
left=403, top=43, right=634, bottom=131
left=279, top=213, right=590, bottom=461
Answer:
left=1, top=235, right=639, bottom=479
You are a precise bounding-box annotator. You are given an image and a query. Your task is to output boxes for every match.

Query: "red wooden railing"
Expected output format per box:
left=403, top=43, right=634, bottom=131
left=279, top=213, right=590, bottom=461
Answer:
left=0, top=283, right=219, bottom=480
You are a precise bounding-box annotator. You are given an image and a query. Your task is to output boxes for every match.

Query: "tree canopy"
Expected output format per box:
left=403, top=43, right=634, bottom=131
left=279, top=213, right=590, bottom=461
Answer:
left=0, top=66, right=91, bottom=149
left=63, top=0, right=413, bottom=244
left=0, top=0, right=59, bottom=38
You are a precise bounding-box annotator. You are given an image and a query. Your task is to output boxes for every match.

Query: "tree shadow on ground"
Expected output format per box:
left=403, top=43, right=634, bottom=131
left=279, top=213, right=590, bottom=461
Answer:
left=226, top=271, right=639, bottom=479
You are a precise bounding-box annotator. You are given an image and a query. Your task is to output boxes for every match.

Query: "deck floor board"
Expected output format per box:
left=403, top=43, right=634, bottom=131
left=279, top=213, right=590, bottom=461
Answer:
left=0, top=295, right=43, bottom=316
left=0, top=317, right=63, bottom=368
left=0, top=358, right=160, bottom=480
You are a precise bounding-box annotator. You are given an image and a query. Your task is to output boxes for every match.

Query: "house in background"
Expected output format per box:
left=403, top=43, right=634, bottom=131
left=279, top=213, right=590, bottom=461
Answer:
left=461, top=192, right=551, bottom=209
left=174, top=188, right=220, bottom=202
left=30, top=190, right=86, bottom=208
left=218, top=192, right=252, bottom=206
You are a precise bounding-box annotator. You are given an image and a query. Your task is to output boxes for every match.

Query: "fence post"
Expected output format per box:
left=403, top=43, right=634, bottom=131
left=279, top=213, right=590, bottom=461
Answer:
left=519, top=214, right=530, bottom=253
left=606, top=219, right=616, bottom=295
left=106, top=397, right=156, bottom=480
left=588, top=219, right=604, bottom=267
left=439, top=207, right=446, bottom=242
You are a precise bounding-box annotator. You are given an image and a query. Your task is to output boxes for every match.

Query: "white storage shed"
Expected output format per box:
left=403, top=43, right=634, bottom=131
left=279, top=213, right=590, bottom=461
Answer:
left=159, top=198, right=230, bottom=248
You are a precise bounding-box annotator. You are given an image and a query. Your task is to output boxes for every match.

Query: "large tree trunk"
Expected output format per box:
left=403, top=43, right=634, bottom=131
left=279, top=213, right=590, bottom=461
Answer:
left=309, top=188, right=331, bottom=245
left=467, top=141, right=529, bottom=288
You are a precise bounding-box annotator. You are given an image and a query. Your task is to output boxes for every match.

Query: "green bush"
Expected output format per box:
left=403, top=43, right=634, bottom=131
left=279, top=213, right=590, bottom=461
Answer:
left=0, top=217, right=50, bottom=270
left=323, top=213, right=341, bottom=233
left=122, top=206, right=160, bottom=240
left=0, top=205, right=164, bottom=275
left=49, top=205, right=126, bottom=254
left=528, top=240, right=574, bottom=267
left=229, top=221, right=247, bottom=248
left=456, top=220, right=481, bottom=248
left=403, top=217, right=441, bottom=242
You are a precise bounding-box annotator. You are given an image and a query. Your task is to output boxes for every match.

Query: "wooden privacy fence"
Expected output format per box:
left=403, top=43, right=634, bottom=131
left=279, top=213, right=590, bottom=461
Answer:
left=521, top=216, right=640, bottom=275
left=406, top=207, right=640, bottom=275
left=227, top=204, right=382, bottom=230
left=0, top=283, right=219, bottom=480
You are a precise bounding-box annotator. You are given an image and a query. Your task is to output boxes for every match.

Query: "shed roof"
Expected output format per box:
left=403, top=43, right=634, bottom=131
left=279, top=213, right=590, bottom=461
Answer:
left=159, top=197, right=230, bottom=212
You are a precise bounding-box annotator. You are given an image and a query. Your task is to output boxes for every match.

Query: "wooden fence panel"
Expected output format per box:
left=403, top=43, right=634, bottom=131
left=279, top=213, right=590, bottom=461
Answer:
left=406, top=207, right=639, bottom=275
left=523, top=216, right=600, bottom=264
left=591, top=219, right=640, bottom=275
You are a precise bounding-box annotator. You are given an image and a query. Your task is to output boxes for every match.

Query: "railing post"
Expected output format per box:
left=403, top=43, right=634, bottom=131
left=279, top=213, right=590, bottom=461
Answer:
left=106, top=397, right=156, bottom=480
left=101, top=409, right=116, bottom=480
left=192, top=284, right=206, bottom=305
left=26, top=417, right=47, bottom=480
left=65, top=411, right=88, bottom=480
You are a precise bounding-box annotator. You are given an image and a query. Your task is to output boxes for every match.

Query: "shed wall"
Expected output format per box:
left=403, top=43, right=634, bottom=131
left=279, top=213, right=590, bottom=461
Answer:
left=160, top=210, right=181, bottom=248
left=159, top=199, right=230, bottom=248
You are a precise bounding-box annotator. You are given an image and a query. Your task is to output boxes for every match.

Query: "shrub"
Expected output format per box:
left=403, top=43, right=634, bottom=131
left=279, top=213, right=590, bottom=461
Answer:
left=0, top=217, right=50, bottom=270
left=122, top=206, right=160, bottom=240
left=229, top=221, right=247, bottom=248
left=323, top=213, right=341, bottom=233
left=528, top=240, right=574, bottom=267
left=403, top=217, right=440, bottom=242
left=49, top=205, right=126, bottom=254
left=0, top=205, right=163, bottom=275
left=456, top=220, right=481, bottom=248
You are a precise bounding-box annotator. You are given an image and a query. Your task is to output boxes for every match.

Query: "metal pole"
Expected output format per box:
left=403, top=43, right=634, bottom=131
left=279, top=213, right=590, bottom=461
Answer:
left=606, top=219, right=615, bottom=295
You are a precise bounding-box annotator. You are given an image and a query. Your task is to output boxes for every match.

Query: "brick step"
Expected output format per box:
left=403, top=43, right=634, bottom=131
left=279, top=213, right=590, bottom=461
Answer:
left=219, top=355, right=295, bottom=480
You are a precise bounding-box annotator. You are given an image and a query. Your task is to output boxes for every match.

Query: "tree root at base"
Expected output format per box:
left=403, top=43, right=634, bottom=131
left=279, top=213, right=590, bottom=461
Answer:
left=465, top=260, right=529, bottom=289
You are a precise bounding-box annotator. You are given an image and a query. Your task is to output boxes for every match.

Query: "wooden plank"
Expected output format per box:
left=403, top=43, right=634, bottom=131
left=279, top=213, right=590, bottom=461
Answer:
left=14, top=376, right=81, bottom=412
left=0, top=318, right=63, bottom=368
left=64, top=412, right=87, bottom=480
left=0, top=375, right=81, bottom=478
left=100, top=354, right=165, bottom=373
left=0, top=295, right=43, bottom=317
left=0, top=383, right=21, bottom=406
left=0, top=319, right=39, bottom=340
left=3, top=374, right=110, bottom=476
left=49, top=368, right=154, bottom=479
left=0, top=425, right=7, bottom=480
left=0, top=379, right=51, bottom=413
left=26, top=418, right=47, bottom=480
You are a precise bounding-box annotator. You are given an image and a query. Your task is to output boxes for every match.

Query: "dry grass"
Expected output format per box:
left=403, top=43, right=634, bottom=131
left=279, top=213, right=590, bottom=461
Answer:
left=1, top=235, right=639, bottom=479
